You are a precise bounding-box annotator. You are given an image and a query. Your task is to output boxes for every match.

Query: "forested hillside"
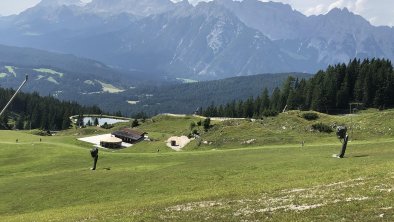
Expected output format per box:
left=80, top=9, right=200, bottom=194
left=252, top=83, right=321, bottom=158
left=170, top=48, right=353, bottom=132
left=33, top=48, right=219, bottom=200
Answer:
left=100, top=72, right=311, bottom=116
left=0, top=88, right=102, bottom=130
left=202, top=58, right=394, bottom=117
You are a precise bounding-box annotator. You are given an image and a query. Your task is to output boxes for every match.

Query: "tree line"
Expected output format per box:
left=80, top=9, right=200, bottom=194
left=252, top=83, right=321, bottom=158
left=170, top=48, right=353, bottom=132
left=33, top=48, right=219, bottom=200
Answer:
left=0, top=88, right=102, bottom=130
left=202, top=58, right=394, bottom=117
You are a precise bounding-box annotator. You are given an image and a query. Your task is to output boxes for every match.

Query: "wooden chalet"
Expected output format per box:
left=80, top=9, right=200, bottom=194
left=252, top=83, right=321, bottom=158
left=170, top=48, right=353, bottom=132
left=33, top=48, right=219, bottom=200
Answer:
left=112, top=128, right=147, bottom=144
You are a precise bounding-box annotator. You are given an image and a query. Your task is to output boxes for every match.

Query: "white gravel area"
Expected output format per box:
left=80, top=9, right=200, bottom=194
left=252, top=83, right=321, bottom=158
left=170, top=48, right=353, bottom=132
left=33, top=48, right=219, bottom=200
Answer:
left=166, top=136, right=191, bottom=151
left=78, top=134, right=132, bottom=148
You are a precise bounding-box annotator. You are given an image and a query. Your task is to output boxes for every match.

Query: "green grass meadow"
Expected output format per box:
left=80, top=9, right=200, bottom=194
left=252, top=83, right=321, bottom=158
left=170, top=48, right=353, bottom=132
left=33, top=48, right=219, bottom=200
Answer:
left=0, top=110, right=393, bottom=221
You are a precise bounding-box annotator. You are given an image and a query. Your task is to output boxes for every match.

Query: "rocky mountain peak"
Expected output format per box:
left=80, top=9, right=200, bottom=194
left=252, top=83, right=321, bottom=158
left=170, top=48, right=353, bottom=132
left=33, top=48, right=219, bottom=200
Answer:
left=85, top=0, right=175, bottom=16
left=37, top=0, right=84, bottom=7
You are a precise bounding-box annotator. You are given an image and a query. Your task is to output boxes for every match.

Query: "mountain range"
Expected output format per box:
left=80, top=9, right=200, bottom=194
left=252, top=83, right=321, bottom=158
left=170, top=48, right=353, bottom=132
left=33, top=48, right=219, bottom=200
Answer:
left=0, top=0, right=393, bottom=80
left=0, top=44, right=309, bottom=116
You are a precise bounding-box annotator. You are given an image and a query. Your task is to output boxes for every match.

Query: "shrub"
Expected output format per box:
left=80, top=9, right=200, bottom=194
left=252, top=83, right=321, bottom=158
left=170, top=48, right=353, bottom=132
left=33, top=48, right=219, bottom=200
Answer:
left=262, top=110, right=279, bottom=117
left=203, top=118, right=211, bottom=131
left=192, top=129, right=199, bottom=135
left=101, top=122, right=114, bottom=129
left=302, top=112, right=319, bottom=120
left=131, top=119, right=139, bottom=127
left=190, top=122, right=196, bottom=130
left=31, top=129, right=52, bottom=136
left=311, top=123, right=333, bottom=133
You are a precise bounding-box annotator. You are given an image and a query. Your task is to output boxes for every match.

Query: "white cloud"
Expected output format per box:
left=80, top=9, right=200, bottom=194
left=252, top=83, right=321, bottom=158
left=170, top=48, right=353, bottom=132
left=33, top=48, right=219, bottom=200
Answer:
left=260, top=0, right=394, bottom=27
left=0, top=0, right=39, bottom=16
left=305, top=4, right=326, bottom=15
left=0, top=0, right=92, bottom=16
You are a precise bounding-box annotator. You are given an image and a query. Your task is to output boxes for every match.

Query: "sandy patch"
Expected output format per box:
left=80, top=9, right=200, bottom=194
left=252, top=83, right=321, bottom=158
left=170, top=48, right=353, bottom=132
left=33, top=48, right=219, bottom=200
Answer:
left=166, top=136, right=191, bottom=151
left=78, top=134, right=132, bottom=148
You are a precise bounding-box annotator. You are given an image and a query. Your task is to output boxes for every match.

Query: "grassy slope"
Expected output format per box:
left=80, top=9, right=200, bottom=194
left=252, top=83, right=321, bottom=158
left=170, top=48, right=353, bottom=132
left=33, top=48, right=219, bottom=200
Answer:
left=0, top=110, right=393, bottom=221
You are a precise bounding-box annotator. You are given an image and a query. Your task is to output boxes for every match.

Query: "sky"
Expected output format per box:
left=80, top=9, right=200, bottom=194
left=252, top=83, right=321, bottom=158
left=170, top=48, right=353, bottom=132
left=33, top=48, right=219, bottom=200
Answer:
left=0, top=0, right=392, bottom=27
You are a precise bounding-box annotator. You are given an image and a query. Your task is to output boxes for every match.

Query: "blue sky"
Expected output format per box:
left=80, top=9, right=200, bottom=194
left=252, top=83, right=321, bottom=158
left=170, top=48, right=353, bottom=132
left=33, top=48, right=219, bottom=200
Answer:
left=0, top=0, right=392, bottom=27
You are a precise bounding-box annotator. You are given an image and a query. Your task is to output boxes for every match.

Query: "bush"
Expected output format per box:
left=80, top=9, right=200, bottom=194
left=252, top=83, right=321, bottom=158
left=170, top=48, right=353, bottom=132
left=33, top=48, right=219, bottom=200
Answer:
left=192, top=129, right=199, bottom=135
left=190, top=122, right=196, bottom=130
left=203, top=118, right=211, bottom=131
left=311, top=123, right=333, bottom=133
left=302, top=112, right=319, bottom=120
left=262, top=110, right=279, bottom=117
left=101, top=122, right=114, bottom=129
left=31, top=129, right=52, bottom=136
left=131, top=119, right=139, bottom=127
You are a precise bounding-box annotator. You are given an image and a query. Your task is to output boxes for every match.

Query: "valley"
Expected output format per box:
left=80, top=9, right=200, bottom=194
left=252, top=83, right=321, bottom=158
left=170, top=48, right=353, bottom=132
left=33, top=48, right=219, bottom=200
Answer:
left=0, top=1, right=393, bottom=221
left=0, top=46, right=311, bottom=115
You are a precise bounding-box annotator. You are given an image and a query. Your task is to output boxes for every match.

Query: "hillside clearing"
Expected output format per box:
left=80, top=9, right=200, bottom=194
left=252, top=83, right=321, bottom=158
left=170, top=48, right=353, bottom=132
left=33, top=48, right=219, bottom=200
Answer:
left=5, top=65, right=16, bottom=77
left=33, top=68, right=64, bottom=77
left=47, top=76, right=59, bottom=84
left=97, top=80, right=125, bottom=93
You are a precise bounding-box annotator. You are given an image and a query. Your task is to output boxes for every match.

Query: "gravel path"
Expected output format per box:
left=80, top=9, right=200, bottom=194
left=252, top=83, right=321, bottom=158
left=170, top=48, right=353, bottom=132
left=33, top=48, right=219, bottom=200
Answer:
left=166, top=136, right=191, bottom=151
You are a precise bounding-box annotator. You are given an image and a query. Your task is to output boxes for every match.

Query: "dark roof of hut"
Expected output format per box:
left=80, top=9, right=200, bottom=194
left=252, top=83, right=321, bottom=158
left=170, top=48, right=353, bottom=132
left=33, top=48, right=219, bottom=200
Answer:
left=112, top=128, right=147, bottom=140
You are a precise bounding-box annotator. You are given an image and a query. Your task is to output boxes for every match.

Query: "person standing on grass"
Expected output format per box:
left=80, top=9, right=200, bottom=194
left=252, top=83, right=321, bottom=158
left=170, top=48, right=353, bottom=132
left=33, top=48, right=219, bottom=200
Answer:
left=90, top=146, right=99, bottom=170
left=336, top=126, right=349, bottom=158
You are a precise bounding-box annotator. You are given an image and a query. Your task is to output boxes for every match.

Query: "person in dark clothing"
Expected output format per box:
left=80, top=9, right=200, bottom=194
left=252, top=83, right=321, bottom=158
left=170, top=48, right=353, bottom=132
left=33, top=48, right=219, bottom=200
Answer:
left=336, top=126, right=349, bottom=158
left=90, top=147, right=99, bottom=170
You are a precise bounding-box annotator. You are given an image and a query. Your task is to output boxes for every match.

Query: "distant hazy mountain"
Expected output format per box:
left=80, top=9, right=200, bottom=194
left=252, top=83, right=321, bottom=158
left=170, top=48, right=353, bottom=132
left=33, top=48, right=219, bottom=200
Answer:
left=0, top=44, right=140, bottom=103
left=0, top=44, right=311, bottom=115
left=0, top=0, right=393, bottom=80
left=85, top=0, right=175, bottom=17
left=215, top=0, right=308, bottom=40
left=216, top=0, right=394, bottom=66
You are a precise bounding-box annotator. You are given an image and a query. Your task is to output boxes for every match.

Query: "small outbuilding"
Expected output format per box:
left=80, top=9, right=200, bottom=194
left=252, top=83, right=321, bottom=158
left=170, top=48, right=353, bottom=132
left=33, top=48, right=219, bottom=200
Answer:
left=100, top=136, right=123, bottom=149
left=112, top=128, right=147, bottom=144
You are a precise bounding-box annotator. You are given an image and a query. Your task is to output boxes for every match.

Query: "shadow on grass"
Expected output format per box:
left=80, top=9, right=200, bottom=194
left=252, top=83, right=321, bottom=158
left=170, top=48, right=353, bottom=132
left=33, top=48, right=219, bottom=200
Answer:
left=352, top=155, right=369, bottom=158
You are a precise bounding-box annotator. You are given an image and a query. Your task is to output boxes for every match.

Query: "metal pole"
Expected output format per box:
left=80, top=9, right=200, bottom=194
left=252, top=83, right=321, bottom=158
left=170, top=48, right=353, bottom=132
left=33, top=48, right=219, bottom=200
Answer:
left=0, top=75, right=28, bottom=118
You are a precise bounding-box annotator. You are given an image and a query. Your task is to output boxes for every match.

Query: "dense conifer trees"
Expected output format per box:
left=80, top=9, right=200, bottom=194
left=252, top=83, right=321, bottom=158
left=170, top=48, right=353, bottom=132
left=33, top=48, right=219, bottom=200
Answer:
left=202, top=58, right=394, bottom=117
left=0, top=88, right=102, bottom=130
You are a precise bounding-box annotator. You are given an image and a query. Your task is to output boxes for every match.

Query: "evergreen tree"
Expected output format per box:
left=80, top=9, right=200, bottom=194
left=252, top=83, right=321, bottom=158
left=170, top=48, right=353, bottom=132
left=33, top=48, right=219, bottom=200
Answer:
left=15, top=114, right=24, bottom=130
left=270, top=87, right=281, bottom=111
left=94, top=117, right=99, bottom=126
left=244, top=97, right=255, bottom=118
left=132, top=119, right=139, bottom=127
left=0, top=111, right=10, bottom=129
left=203, top=118, right=211, bottom=131
left=260, top=88, right=270, bottom=113
left=76, top=114, right=84, bottom=127
left=62, top=113, right=71, bottom=130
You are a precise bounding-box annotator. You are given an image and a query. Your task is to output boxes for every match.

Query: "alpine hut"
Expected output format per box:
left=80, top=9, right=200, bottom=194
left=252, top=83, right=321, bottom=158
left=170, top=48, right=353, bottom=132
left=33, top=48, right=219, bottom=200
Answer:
left=112, top=128, right=147, bottom=144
